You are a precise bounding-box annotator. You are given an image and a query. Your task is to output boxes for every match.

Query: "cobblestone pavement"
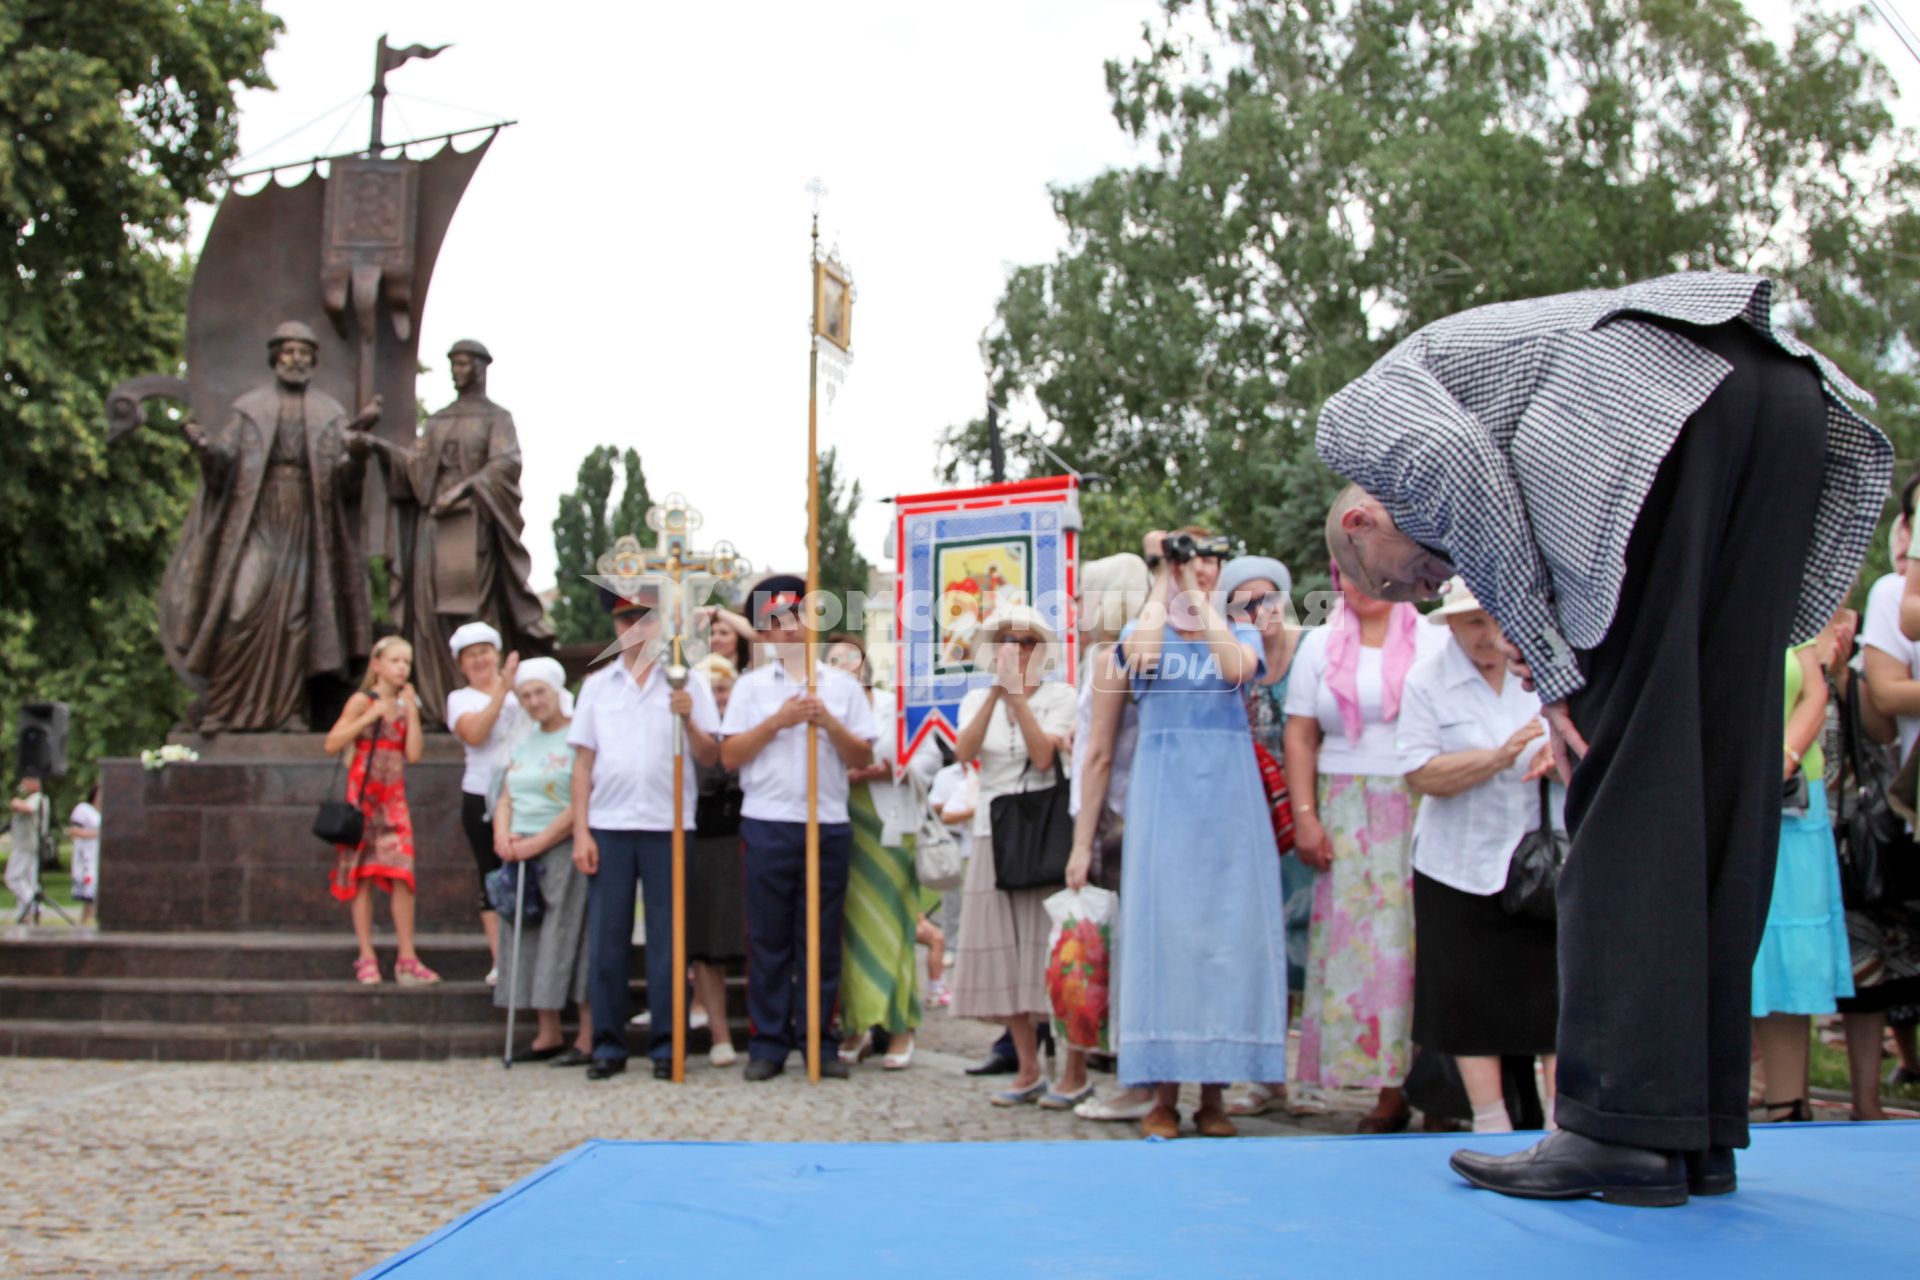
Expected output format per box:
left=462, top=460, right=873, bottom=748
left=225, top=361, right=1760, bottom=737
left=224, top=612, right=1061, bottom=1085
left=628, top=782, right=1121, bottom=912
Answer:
left=0, top=1013, right=1382, bottom=1278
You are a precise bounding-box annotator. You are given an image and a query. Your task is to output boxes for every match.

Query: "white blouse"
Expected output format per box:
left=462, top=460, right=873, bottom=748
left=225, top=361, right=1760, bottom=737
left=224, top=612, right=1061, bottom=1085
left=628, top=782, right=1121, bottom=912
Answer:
left=1396, top=637, right=1565, bottom=894
left=956, top=681, right=1077, bottom=837
left=1284, top=623, right=1447, bottom=776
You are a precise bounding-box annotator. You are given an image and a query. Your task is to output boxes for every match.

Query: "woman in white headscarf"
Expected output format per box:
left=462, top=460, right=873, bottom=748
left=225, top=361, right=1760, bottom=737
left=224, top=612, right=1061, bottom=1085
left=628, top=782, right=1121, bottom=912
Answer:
left=445, top=621, right=522, bottom=983
left=491, top=657, right=594, bottom=1065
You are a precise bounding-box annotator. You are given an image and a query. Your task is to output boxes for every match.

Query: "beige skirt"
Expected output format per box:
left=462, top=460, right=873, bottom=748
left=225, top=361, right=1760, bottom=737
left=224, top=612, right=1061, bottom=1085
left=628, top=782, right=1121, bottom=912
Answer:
left=951, top=832, right=1052, bottom=1020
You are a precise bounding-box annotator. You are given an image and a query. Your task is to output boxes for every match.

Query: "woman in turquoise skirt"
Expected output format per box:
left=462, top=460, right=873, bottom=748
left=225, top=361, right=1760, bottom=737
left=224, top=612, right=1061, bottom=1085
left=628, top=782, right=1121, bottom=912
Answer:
left=1751, top=633, right=1855, bottom=1121
left=1116, top=532, right=1291, bottom=1139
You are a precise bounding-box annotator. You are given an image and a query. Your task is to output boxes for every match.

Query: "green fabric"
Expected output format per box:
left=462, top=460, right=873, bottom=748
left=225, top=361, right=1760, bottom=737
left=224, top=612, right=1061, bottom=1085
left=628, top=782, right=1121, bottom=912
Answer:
left=1786, top=644, right=1825, bottom=782
left=841, top=783, right=922, bottom=1034
left=505, top=727, right=575, bottom=835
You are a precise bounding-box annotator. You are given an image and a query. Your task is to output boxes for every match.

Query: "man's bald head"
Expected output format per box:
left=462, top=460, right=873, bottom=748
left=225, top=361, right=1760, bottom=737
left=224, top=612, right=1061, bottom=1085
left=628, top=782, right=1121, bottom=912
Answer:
left=1323, top=483, right=1454, bottom=603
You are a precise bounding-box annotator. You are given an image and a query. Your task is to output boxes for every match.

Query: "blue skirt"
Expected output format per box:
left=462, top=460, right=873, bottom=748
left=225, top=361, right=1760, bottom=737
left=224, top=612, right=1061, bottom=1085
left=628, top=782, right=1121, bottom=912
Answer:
left=1751, top=781, right=1854, bottom=1016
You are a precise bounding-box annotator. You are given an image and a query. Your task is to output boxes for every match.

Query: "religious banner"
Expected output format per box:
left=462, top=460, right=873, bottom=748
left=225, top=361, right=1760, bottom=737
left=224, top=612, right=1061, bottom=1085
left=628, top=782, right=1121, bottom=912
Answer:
left=893, top=475, right=1080, bottom=766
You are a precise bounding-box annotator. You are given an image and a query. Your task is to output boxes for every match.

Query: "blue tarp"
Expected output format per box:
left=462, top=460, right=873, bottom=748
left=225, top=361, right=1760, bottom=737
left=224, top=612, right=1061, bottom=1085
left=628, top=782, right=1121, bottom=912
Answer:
left=363, top=1125, right=1919, bottom=1277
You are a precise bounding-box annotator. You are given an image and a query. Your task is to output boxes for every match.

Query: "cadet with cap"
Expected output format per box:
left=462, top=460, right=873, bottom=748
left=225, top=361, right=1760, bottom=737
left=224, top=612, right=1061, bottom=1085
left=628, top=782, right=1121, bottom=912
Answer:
left=569, top=584, right=723, bottom=1081
left=718, top=575, right=880, bottom=1081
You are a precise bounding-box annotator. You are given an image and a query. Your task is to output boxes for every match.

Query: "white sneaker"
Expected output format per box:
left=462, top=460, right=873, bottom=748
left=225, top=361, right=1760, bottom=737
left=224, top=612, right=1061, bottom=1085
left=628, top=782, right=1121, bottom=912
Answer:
left=485, top=966, right=498, bottom=988
left=709, top=1041, right=738, bottom=1068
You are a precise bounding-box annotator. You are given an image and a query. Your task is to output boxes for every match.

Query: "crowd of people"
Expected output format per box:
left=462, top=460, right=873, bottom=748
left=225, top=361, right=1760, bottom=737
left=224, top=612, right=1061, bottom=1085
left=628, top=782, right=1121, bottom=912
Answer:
left=303, top=492, right=1919, bottom=1137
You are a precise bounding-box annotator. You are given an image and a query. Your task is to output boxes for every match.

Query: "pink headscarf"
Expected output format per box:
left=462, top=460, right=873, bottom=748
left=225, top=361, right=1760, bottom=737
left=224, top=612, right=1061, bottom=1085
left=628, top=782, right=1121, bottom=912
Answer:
left=1324, top=562, right=1421, bottom=743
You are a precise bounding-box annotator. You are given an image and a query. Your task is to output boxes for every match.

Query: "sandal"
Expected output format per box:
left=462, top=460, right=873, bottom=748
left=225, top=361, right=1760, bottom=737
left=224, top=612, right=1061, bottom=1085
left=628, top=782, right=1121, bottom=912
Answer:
left=1226, top=1083, right=1286, bottom=1117
left=1762, top=1098, right=1812, bottom=1123
left=880, top=1040, right=916, bottom=1072
left=1037, top=1082, right=1095, bottom=1110
left=838, top=1031, right=873, bottom=1065
left=1193, top=1106, right=1239, bottom=1138
left=394, top=957, right=441, bottom=986
left=991, top=1080, right=1048, bottom=1107
left=1075, top=1093, right=1156, bottom=1122
left=353, top=956, right=381, bottom=985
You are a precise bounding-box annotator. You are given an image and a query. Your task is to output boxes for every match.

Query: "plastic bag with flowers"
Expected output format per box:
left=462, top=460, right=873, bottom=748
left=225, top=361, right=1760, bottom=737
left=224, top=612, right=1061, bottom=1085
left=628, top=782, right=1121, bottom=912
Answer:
left=1043, top=886, right=1116, bottom=1053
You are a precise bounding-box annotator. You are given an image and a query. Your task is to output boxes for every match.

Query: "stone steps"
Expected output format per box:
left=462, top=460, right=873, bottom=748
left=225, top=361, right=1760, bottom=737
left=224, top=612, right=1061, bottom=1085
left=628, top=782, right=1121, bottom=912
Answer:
left=0, top=930, right=747, bottom=1061
left=0, top=1017, right=738, bottom=1062
left=0, top=931, right=502, bottom=982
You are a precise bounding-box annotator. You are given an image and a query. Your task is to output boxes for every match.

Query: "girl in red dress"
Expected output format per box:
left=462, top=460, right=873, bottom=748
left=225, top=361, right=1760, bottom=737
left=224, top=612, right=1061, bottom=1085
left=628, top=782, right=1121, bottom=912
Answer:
left=323, top=636, right=438, bottom=985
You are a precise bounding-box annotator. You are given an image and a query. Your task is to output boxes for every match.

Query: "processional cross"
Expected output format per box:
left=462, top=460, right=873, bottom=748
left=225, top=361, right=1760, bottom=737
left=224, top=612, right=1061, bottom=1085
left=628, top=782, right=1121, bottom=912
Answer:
left=592, top=494, right=750, bottom=1082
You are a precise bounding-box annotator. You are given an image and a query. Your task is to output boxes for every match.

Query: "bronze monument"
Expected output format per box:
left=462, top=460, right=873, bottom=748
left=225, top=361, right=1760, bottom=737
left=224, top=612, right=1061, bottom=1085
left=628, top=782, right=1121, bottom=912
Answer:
left=161, top=323, right=382, bottom=731
left=107, top=38, right=540, bottom=732
left=357, top=340, right=553, bottom=722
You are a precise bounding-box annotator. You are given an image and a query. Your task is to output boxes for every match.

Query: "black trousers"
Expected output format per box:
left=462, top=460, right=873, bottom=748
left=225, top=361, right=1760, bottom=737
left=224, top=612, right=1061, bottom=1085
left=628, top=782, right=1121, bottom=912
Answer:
left=460, top=792, right=503, bottom=916
left=1554, top=319, right=1828, bottom=1152
left=740, top=817, right=852, bottom=1064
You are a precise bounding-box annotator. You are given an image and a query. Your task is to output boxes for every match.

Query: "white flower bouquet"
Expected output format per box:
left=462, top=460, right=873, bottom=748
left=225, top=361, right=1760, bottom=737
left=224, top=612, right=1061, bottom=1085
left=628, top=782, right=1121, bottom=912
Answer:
left=140, top=744, right=201, bottom=771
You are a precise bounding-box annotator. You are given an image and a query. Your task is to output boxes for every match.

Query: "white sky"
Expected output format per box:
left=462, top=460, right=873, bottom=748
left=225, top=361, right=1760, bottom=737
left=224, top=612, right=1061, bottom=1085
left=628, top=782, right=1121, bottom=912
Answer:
left=190, top=1, right=1920, bottom=592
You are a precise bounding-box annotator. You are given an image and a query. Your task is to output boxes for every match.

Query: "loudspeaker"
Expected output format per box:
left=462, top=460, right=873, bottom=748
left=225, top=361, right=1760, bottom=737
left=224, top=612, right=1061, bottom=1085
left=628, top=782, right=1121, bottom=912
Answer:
left=16, top=702, right=69, bottom=779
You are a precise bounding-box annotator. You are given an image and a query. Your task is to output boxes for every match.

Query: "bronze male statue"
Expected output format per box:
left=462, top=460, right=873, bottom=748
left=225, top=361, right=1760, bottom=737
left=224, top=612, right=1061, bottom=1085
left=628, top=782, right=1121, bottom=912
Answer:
left=161, top=322, right=382, bottom=732
left=355, top=339, right=552, bottom=722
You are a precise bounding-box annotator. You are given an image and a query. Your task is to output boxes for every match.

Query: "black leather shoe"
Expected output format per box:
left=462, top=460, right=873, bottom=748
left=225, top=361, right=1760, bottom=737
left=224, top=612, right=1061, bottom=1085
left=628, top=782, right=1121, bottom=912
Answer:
left=743, top=1058, right=785, bottom=1082
left=585, top=1058, right=627, bottom=1081
left=510, top=1043, right=564, bottom=1064
left=1684, top=1147, right=1736, bottom=1196
left=548, top=1047, right=591, bottom=1068
left=652, top=1060, right=673, bottom=1080
left=965, top=1051, right=1019, bottom=1077
left=1449, top=1130, right=1687, bottom=1207
left=819, top=1057, right=850, bottom=1080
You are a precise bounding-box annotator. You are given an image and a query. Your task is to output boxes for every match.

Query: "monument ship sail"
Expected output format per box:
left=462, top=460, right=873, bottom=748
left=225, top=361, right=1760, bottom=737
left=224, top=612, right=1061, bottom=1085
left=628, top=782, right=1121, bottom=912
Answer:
left=108, top=38, right=514, bottom=707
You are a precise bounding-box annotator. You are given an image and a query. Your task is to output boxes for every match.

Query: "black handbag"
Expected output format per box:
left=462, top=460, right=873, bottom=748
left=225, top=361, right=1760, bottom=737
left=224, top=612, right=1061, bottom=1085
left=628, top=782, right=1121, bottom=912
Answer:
left=1837, top=675, right=1912, bottom=908
left=312, top=731, right=372, bottom=849
left=1500, top=778, right=1566, bottom=921
left=990, top=754, right=1074, bottom=892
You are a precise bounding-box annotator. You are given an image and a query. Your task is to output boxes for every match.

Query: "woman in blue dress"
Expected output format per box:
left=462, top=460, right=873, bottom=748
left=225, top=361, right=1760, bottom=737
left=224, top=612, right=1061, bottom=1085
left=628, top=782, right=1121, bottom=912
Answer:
left=1118, top=530, right=1292, bottom=1139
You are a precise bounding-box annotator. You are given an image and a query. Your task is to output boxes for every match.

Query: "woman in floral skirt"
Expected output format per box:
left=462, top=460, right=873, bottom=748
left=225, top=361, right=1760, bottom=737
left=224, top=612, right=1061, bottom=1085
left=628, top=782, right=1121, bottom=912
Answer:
left=1283, top=567, right=1444, bottom=1130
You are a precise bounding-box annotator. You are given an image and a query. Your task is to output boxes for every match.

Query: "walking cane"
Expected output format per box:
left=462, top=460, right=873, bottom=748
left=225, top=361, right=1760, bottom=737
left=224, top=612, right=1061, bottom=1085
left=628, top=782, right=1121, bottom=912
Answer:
left=502, top=858, right=527, bottom=1069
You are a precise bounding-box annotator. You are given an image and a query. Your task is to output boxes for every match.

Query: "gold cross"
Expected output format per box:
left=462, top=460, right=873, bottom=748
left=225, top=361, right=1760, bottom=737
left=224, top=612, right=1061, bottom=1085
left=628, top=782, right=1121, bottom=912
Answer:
left=592, top=493, right=751, bottom=671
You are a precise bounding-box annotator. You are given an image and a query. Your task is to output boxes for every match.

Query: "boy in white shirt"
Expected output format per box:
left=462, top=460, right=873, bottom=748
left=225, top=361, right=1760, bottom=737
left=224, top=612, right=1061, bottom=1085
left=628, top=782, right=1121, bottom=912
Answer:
left=719, top=575, right=879, bottom=1080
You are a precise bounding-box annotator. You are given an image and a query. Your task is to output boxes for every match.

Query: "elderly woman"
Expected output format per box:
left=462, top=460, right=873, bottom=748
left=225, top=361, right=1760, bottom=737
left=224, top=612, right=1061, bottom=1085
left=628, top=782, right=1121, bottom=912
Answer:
left=1284, top=565, right=1446, bottom=1131
left=1397, top=582, right=1559, bottom=1132
left=1060, top=552, right=1153, bottom=1117
left=1216, top=554, right=1311, bottom=1121
left=492, top=658, right=594, bottom=1065
left=952, top=605, right=1077, bottom=1104
left=827, top=634, right=940, bottom=1070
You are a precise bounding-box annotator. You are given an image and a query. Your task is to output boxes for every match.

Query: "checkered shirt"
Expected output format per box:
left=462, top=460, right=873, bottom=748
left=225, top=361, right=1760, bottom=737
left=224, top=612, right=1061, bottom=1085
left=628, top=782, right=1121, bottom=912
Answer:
left=1316, top=272, right=1892, bottom=704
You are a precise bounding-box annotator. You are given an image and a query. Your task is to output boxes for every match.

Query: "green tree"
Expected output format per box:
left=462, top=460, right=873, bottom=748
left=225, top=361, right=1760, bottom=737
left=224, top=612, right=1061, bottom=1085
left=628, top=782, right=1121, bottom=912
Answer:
left=944, top=0, right=1920, bottom=587
left=549, top=445, right=653, bottom=644
left=0, top=2, right=281, bottom=794
left=816, top=445, right=873, bottom=608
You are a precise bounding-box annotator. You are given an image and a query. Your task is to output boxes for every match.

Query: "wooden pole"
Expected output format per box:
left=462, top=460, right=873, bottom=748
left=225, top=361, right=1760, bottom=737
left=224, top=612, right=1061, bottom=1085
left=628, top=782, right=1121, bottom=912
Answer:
left=805, top=318, right=823, bottom=1086
left=671, top=632, right=687, bottom=1084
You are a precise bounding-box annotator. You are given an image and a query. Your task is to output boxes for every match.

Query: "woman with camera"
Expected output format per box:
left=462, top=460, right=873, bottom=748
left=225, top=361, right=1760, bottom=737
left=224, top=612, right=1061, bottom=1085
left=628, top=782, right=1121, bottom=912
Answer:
left=1397, top=581, right=1559, bottom=1133
left=950, top=607, right=1076, bottom=1105
left=1105, top=529, right=1290, bottom=1138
